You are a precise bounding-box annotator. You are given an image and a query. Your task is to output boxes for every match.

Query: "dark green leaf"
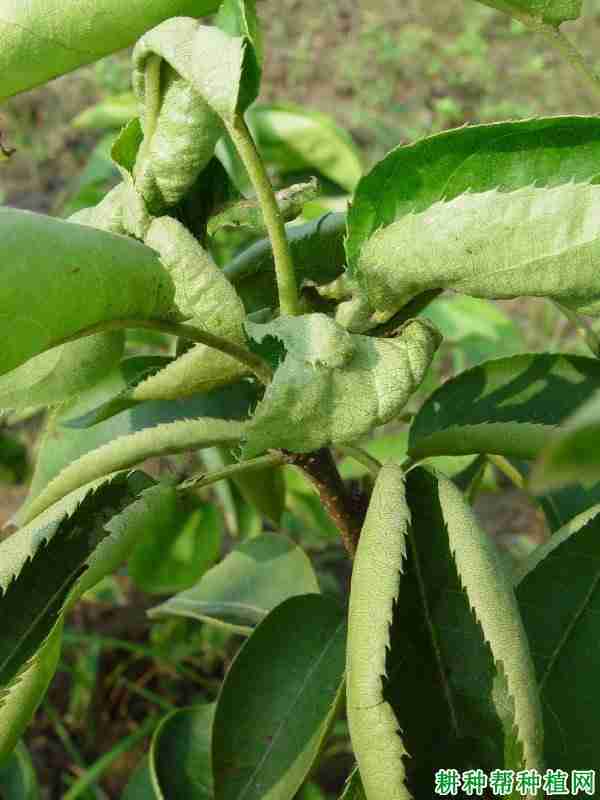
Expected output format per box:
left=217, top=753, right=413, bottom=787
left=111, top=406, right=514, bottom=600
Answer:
left=149, top=533, right=319, bottom=634
left=122, top=757, right=156, bottom=800
left=213, top=594, right=346, bottom=800
left=409, top=353, right=600, bottom=461
left=150, top=704, right=215, bottom=799
left=0, top=741, right=40, bottom=798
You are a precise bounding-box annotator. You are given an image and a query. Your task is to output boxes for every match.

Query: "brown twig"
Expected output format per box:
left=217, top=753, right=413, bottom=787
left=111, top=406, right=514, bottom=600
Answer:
left=282, top=448, right=367, bottom=557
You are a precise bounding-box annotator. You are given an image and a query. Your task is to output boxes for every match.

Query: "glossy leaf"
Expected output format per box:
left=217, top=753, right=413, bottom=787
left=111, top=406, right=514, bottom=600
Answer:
left=213, top=594, right=346, bottom=800
left=128, top=499, right=223, bottom=595
left=0, top=0, right=221, bottom=102
left=357, top=182, right=600, bottom=322
left=409, top=353, right=600, bottom=461
left=150, top=704, right=215, bottom=798
left=346, top=116, right=600, bottom=279
left=243, top=314, right=441, bottom=457
left=515, top=508, right=600, bottom=769
left=224, top=212, right=346, bottom=314
left=149, top=533, right=319, bottom=634
left=0, top=207, right=181, bottom=378
left=533, top=389, right=600, bottom=489
left=246, top=103, right=363, bottom=191
left=347, top=466, right=542, bottom=797
left=0, top=741, right=40, bottom=798
left=475, top=0, right=582, bottom=24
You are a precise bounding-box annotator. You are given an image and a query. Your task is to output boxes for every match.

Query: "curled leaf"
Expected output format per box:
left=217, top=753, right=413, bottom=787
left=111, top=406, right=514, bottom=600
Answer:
left=357, top=182, right=600, bottom=322
left=242, top=314, right=441, bottom=457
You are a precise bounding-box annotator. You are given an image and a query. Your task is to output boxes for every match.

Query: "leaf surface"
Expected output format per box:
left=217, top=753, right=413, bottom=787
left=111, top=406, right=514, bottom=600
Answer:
left=409, top=353, right=600, bottom=461
left=475, top=0, right=582, bottom=24
left=0, top=741, right=40, bottom=799
left=149, top=533, right=319, bottom=634
left=213, top=594, right=346, bottom=800
left=243, top=314, right=440, bottom=457
left=0, top=0, right=221, bottom=101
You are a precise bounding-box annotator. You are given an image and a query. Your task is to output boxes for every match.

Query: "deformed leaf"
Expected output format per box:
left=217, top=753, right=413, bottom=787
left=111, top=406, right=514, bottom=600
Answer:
left=346, top=116, right=600, bottom=282
left=515, top=508, right=600, bottom=769
left=347, top=466, right=543, bottom=797
left=356, top=182, right=600, bottom=323
left=20, top=417, right=245, bottom=525
left=533, top=389, right=600, bottom=489
left=207, top=178, right=319, bottom=236
left=409, top=353, right=600, bottom=461
left=475, top=0, right=582, bottom=25
left=150, top=704, right=215, bottom=798
left=242, top=314, right=441, bottom=457
left=212, top=594, right=346, bottom=800
left=149, top=533, right=319, bottom=634
left=0, top=0, right=222, bottom=102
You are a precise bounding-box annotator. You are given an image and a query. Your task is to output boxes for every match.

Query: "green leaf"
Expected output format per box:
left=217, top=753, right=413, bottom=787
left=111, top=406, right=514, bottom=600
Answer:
left=346, top=116, right=600, bottom=286
left=18, top=368, right=258, bottom=525
left=0, top=333, right=124, bottom=413
left=213, top=594, right=346, bottom=800
left=0, top=742, right=40, bottom=798
left=474, top=0, right=582, bottom=25
left=533, top=388, right=600, bottom=489
left=347, top=466, right=542, bottom=797
left=0, top=0, right=222, bottom=102
left=515, top=507, right=600, bottom=769
left=409, top=353, right=600, bottom=461
left=216, top=0, right=263, bottom=65
left=339, top=769, right=366, bottom=800
left=0, top=431, right=28, bottom=485
left=207, top=179, right=319, bottom=237
left=129, top=499, right=223, bottom=595
left=243, top=314, right=440, bottom=457
left=150, top=704, right=215, bottom=798
left=356, top=182, right=600, bottom=323
left=246, top=103, right=363, bottom=192
left=72, top=94, right=138, bottom=132
left=122, top=757, right=156, bottom=799
left=0, top=207, right=181, bottom=378
left=21, top=416, right=244, bottom=525
left=149, top=533, right=319, bottom=634
left=133, top=17, right=260, bottom=127
left=224, top=212, right=346, bottom=314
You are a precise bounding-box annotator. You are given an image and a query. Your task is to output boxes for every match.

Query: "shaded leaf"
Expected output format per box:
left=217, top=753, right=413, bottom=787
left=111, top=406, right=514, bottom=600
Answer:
left=346, top=116, right=600, bottom=286
left=409, top=353, right=600, bottom=461
left=150, top=704, right=215, bottom=799
left=0, top=741, right=40, bottom=799
left=213, top=594, right=346, bottom=800
left=475, top=0, right=582, bottom=25
left=0, top=0, right=221, bottom=101
left=243, top=314, right=440, bottom=457
left=515, top=507, right=600, bottom=769
left=122, top=757, right=156, bottom=799
left=129, top=499, right=223, bottom=595
left=339, top=768, right=366, bottom=800
left=149, top=533, right=319, bottom=634
left=356, top=182, right=600, bottom=323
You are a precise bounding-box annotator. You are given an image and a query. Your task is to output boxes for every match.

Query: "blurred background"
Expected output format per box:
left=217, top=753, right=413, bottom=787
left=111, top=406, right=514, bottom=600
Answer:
left=1, top=1, right=599, bottom=796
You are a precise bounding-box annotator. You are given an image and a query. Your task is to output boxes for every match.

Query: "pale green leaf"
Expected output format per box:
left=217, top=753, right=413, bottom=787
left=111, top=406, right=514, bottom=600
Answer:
left=133, top=17, right=260, bottom=126
left=20, top=417, right=244, bottom=525
left=72, top=94, right=138, bottom=132
left=207, top=178, right=319, bottom=237
left=475, top=0, right=582, bottom=25
left=242, top=314, right=441, bottom=457
left=533, top=388, right=600, bottom=489
left=149, top=533, right=319, bottom=634
left=0, top=333, right=124, bottom=412
left=247, top=104, right=363, bottom=192
left=357, top=182, right=600, bottom=323
left=346, top=116, right=600, bottom=281
left=216, top=0, right=263, bottom=64
left=150, top=704, right=215, bottom=799
left=0, top=741, right=40, bottom=798
left=213, top=594, right=346, bottom=800
left=0, top=0, right=222, bottom=101
left=0, top=207, right=179, bottom=378
left=409, top=353, right=600, bottom=461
